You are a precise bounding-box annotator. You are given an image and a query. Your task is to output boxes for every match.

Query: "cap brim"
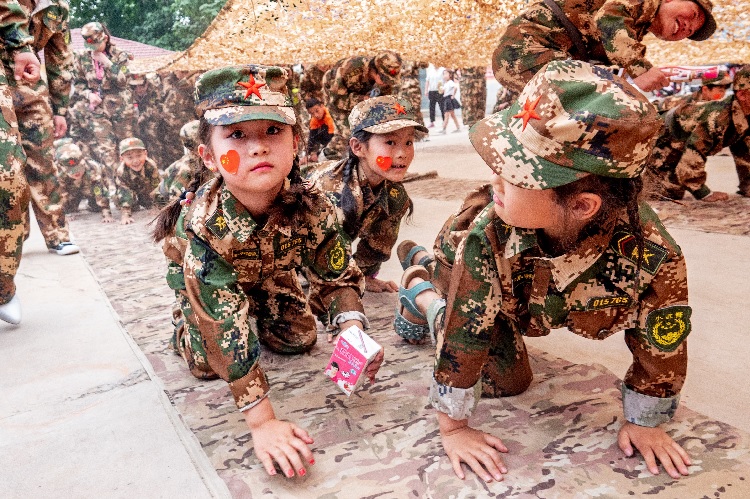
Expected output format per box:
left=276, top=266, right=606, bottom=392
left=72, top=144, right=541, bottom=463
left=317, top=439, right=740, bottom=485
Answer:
left=83, top=42, right=100, bottom=50
left=363, top=118, right=429, bottom=134
left=119, top=147, right=146, bottom=155
left=688, top=12, right=716, bottom=41
left=468, top=109, right=584, bottom=190
left=203, top=105, right=296, bottom=126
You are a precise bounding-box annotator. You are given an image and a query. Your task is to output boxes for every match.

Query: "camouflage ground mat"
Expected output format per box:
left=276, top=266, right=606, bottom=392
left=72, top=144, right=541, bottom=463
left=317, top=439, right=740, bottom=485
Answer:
left=69, top=210, right=750, bottom=498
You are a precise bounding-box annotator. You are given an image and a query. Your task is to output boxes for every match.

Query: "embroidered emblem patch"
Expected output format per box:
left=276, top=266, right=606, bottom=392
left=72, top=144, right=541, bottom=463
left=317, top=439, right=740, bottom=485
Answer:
left=207, top=210, right=229, bottom=238
left=327, top=238, right=347, bottom=273
left=238, top=74, right=265, bottom=100
left=645, top=305, right=691, bottom=352
left=587, top=295, right=633, bottom=310
left=387, top=185, right=406, bottom=211
left=612, top=231, right=667, bottom=275
left=512, top=95, right=542, bottom=131
left=393, top=103, right=406, bottom=115
left=511, top=268, right=534, bottom=297
left=234, top=248, right=260, bottom=260
left=277, top=236, right=304, bottom=256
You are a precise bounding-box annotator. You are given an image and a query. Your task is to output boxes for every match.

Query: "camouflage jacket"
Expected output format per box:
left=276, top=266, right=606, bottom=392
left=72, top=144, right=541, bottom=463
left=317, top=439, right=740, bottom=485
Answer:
left=433, top=195, right=690, bottom=426
left=307, top=159, right=411, bottom=277
left=71, top=44, right=131, bottom=116
left=59, top=157, right=110, bottom=213
left=655, top=96, right=750, bottom=198
left=508, top=0, right=661, bottom=78
left=163, top=176, right=365, bottom=410
left=114, top=157, right=160, bottom=209
left=323, top=56, right=393, bottom=113
left=21, top=0, right=72, bottom=116
left=154, top=152, right=202, bottom=205
left=0, top=0, right=33, bottom=56
left=299, top=63, right=328, bottom=102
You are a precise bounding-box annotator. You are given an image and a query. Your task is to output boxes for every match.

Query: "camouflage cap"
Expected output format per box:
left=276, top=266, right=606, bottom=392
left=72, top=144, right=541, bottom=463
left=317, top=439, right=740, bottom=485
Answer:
left=702, top=70, right=731, bottom=86
left=733, top=65, right=750, bottom=92
left=119, top=137, right=146, bottom=155
left=469, top=60, right=662, bottom=190
left=349, top=96, right=428, bottom=135
left=194, top=65, right=296, bottom=126
left=180, top=120, right=200, bottom=152
left=688, top=0, right=716, bottom=42
left=372, top=51, right=402, bottom=87
left=81, top=22, right=106, bottom=50
left=54, top=140, right=84, bottom=175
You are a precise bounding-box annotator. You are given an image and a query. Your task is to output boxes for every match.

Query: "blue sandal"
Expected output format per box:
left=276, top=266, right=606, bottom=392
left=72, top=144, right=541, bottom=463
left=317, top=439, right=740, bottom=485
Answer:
left=393, top=266, right=433, bottom=341
left=397, top=240, right=434, bottom=271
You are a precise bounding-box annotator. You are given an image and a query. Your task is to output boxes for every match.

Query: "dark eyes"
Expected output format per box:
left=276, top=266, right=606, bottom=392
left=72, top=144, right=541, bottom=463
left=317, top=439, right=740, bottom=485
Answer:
left=227, top=126, right=281, bottom=139
left=266, top=125, right=282, bottom=135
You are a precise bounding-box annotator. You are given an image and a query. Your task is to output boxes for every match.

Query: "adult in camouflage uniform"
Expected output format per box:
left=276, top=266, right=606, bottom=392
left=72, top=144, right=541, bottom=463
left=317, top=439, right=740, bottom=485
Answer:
left=491, top=84, right=516, bottom=115
left=114, top=137, right=159, bottom=224
left=458, top=66, right=487, bottom=128
left=69, top=22, right=134, bottom=181
left=492, top=0, right=716, bottom=94
left=644, top=66, right=750, bottom=202
left=0, top=0, right=36, bottom=323
left=655, top=70, right=731, bottom=113
left=6, top=0, right=77, bottom=255
left=158, top=70, right=200, bottom=167
left=53, top=138, right=111, bottom=222
left=395, top=60, right=427, bottom=127
left=321, top=51, right=402, bottom=159
left=154, top=120, right=208, bottom=206
left=129, top=72, right=168, bottom=167
left=397, top=61, right=695, bottom=482
left=306, top=95, right=427, bottom=293
left=154, top=65, right=375, bottom=478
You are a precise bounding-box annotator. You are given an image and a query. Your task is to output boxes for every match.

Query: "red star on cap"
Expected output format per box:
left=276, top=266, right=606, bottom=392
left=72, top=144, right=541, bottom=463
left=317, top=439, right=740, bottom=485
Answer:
left=393, top=103, right=406, bottom=115
left=512, top=95, right=542, bottom=131
left=237, top=74, right=265, bottom=100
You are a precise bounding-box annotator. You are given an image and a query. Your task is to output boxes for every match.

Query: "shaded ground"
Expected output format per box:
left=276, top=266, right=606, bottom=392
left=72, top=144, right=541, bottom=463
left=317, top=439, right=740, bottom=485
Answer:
left=68, top=203, right=750, bottom=498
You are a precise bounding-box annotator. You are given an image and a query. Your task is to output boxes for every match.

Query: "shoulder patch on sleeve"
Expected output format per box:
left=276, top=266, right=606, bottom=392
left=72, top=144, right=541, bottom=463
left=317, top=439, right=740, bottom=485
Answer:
left=611, top=231, right=668, bottom=275
left=206, top=210, right=229, bottom=239
left=327, top=237, right=348, bottom=273
left=645, top=305, right=691, bottom=352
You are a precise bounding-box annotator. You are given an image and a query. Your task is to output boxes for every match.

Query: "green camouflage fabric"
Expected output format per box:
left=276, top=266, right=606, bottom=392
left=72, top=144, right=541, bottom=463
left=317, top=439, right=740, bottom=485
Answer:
left=395, top=60, right=427, bottom=127
left=347, top=95, right=428, bottom=135
left=491, top=0, right=712, bottom=94
left=113, top=157, right=159, bottom=215
left=491, top=84, right=517, bottom=114
left=0, top=0, right=32, bottom=304
left=157, top=71, right=201, bottom=167
left=69, top=42, right=134, bottom=178
left=3, top=0, right=72, bottom=248
left=55, top=149, right=110, bottom=218
left=306, top=158, right=411, bottom=277
left=431, top=197, right=690, bottom=426
left=130, top=72, right=170, bottom=167
left=163, top=176, right=365, bottom=410
left=321, top=53, right=401, bottom=159
left=154, top=121, right=206, bottom=206
left=459, top=66, right=487, bottom=127
left=470, top=60, right=662, bottom=189
left=644, top=95, right=750, bottom=200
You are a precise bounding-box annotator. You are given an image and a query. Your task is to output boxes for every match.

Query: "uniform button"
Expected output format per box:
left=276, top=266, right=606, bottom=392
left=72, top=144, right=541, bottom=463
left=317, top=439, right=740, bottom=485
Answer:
left=597, top=328, right=609, bottom=339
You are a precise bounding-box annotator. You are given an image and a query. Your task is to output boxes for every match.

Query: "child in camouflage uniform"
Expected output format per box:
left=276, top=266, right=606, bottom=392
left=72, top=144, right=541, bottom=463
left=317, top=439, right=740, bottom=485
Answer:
left=396, top=61, right=694, bottom=482
left=152, top=64, right=381, bottom=479
left=492, top=0, right=716, bottom=94
left=306, top=95, right=426, bottom=294
left=154, top=120, right=210, bottom=206
left=114, top=137, right=160, bottom=224
left=53, top=139, right=112, bottom=222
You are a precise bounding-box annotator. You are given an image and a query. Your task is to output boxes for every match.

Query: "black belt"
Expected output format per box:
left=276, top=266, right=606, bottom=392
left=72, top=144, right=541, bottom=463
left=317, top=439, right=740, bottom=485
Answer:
left=543, top=0, right=588, bottom=60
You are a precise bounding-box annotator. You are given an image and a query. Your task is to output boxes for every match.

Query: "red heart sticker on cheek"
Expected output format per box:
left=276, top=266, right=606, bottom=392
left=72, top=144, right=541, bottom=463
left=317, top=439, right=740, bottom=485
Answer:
left=375, top=156, right=392, bottom=171
left=220, top=150, right=240, bottom=174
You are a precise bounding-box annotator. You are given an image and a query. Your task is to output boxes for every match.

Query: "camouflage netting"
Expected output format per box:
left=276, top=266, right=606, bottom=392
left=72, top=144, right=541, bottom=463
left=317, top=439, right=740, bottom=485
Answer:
left=129, top=0, right=749, bottom=74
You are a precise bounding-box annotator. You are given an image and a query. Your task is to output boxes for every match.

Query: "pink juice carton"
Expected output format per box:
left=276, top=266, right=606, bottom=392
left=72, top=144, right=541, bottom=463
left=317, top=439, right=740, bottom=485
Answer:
left=325, top=325, right=382, bottom=396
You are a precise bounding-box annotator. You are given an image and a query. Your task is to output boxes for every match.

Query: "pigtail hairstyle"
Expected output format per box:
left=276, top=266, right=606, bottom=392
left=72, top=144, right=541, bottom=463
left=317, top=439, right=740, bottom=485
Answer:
left=277, top=120, right=318, bottom=226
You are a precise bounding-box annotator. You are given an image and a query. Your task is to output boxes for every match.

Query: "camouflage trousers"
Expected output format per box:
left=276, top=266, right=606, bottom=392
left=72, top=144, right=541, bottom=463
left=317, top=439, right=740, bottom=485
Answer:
left=0, top=72, right=29, bottom=304
left=322, top=106, right=350, bottom=161
left=69, top=106, right=134, bottom=181
left=6, top=74, right=71, bottom=248
left=173, top=269, right=318, bottom=380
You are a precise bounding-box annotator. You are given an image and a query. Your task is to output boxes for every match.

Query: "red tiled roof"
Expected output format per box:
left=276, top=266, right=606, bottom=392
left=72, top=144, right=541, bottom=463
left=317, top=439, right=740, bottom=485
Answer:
left=70, top=28, right=176, bottom=59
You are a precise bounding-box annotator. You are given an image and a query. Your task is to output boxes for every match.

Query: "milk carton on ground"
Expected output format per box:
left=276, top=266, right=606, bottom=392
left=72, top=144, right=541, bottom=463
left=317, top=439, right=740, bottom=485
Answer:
left=325, top=325, right=382, bottom=396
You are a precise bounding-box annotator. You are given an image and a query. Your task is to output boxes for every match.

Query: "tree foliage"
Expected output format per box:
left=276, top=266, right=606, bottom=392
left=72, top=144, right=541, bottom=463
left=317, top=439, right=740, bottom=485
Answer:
left=69, top=0, right=226, bottom=51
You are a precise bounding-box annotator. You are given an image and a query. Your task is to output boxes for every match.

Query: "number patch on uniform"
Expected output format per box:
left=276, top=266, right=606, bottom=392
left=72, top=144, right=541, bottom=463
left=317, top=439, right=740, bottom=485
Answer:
left=587, top=295, right=633, bottom=310
left=645, top=305, right=691, bottom=352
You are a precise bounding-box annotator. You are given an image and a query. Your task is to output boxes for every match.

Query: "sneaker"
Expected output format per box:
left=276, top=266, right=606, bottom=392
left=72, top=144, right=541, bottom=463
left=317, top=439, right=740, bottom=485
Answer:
left=49, top=242, right=80, bottom=256
left=429, top=122, right=435, bottom=128
left=451, top=128, right=462, bottom=133
left=0, top=295, right=21, bottom=324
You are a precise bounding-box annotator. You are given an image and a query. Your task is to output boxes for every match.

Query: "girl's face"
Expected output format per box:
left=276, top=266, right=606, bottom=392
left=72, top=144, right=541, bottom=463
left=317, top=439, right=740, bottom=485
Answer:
left=443, top=72, right=450, bottom=82
left=352, top=127, right=415, bottom=186
left=200, top=120, right=298, bottom=200
left=490, top=173, right=564, bottom=231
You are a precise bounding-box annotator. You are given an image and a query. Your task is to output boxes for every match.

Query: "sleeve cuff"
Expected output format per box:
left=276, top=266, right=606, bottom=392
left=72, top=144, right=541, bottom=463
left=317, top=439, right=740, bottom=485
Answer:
left=690, top=184, right=712, bottom=200
left=428, top=378, right=481, bottom=420
left=621, top=384, right=679, bottom=427
left=331, top=310, right=370, bottom=330
left=230, top=365, right=271, bottom=410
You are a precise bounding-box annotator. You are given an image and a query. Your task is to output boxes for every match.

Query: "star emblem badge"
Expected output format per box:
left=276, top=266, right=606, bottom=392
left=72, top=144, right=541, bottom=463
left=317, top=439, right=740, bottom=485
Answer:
left=512, top=95, right=542, bottom=131
left=237, top=74, right=265, bottom=100
left=393, top=103, right=406, bottom=115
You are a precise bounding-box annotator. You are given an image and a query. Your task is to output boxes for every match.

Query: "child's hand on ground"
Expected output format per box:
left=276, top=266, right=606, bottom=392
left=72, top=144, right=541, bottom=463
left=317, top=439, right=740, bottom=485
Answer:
left=365, top=276, right=398, bottom=293
left=438, top=413, right=508, bottom=482
left=121, top=215, right=134, bottom=225
left=364, top=349, right=384, bottom=383
left=244, top=398, right=315, bottom=478
left=618, top=422, right=691, bottom=479
left=101, top=213, right=114, bottom=223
